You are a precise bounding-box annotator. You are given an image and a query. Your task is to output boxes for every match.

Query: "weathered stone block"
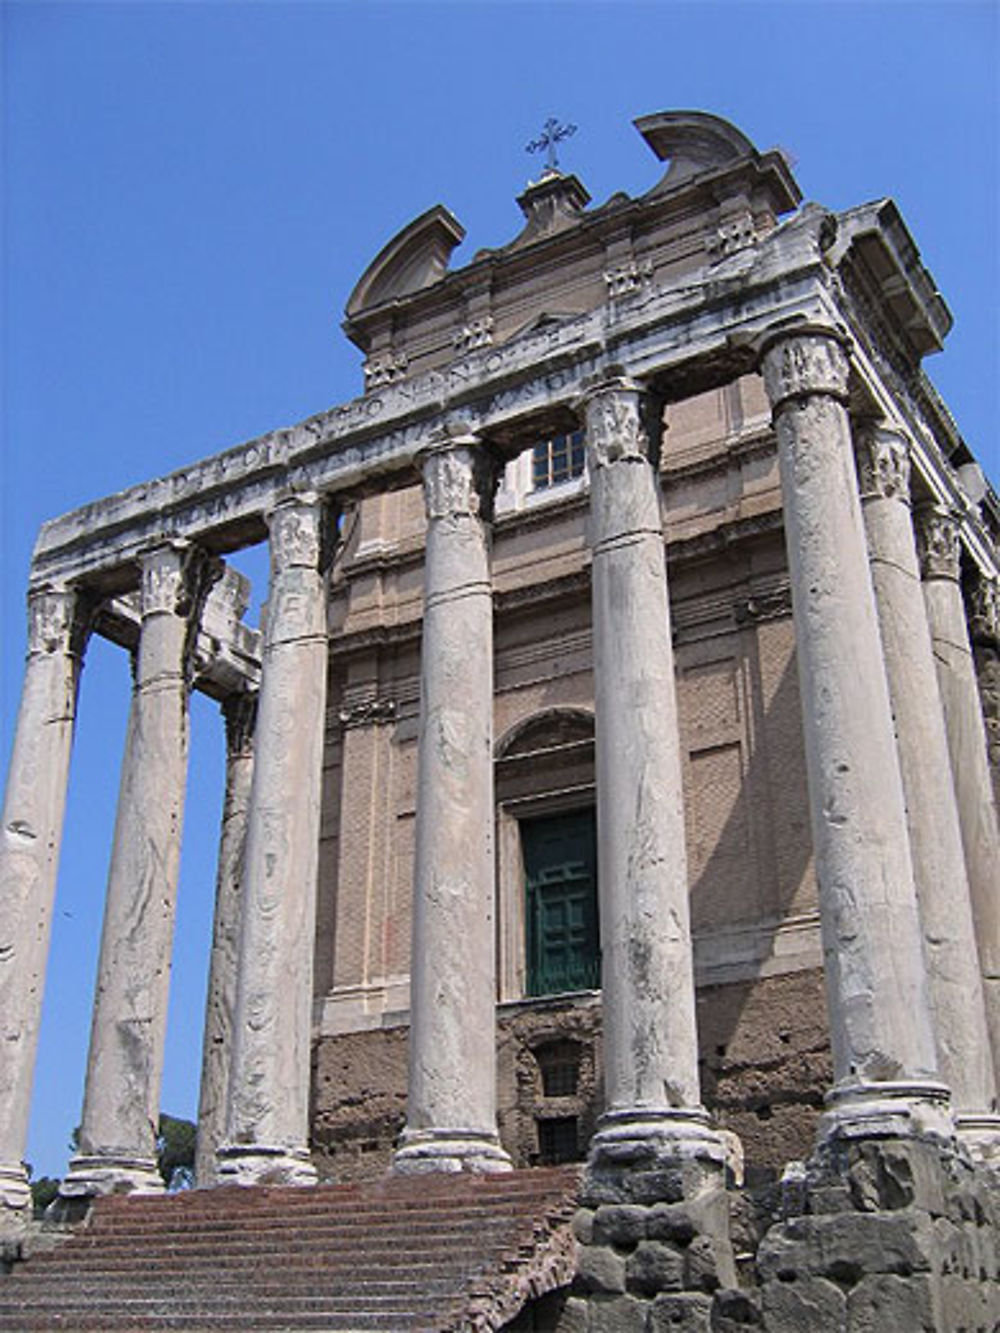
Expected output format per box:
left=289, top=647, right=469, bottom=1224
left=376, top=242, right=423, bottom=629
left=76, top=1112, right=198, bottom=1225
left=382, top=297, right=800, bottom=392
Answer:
left=709, top=1286, right=762, bottom=1329
left=625, top=1239, right=684, bottom=1296
left=684, top=1233, right=727, bottom=1293
left=592, top=1204, right=649, bottom=1248
left=577, top=1244, right=627, bottom=1295
left=586, top=1294, right=648, bottom=1332
left=573, top=1208, right=596, bottom=1245
left=845, top=1272, right=937, bottom=1332
left=757, top=1209, right=933, bottom=1284
left=648, top=1291, right=713, bottom=1332
left=646, top=1190, right=729, bottom=1246
left=761, top=1276, right=845, bottom=1331
left=553, top=1294, right=590, bottom=1333
left=846, top=1140, right=948, bottom=1216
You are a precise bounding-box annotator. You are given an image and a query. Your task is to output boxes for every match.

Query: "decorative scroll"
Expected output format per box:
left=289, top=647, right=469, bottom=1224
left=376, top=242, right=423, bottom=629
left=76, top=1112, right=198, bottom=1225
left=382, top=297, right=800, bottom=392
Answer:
left=854, top=425, right=911, bottom=503
left=914, top=505, right=961, bottom=583
left=759, top=329, right=850, bottom=412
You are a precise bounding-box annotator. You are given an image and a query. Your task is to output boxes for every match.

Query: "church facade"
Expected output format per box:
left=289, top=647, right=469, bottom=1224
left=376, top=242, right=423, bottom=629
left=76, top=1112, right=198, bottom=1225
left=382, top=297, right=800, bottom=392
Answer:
left=1, top=111, right=998, bottom=1328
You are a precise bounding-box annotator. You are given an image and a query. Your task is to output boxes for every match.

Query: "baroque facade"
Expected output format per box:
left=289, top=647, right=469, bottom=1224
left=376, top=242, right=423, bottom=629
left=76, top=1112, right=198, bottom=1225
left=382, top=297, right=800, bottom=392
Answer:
left=1, top=111, right=999, bottom=1327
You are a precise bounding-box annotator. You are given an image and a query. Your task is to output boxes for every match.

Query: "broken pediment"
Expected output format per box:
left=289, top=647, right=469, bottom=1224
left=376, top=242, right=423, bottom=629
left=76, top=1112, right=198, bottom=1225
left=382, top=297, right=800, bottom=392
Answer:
left=345, top=204, right=465, bottom=322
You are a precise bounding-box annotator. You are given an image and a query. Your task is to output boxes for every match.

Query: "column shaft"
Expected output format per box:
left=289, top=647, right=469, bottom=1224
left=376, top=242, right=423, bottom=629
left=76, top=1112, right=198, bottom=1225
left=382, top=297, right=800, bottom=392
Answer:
left=194, top=692, right=256, bottom=1187
left=855, top=425, right=998, bottom=1149
left=968, top=578, right=1000, bottom=814
left=394, top=439, right=511, bottom=1174
left=759, top=329, right=949, bottom=1144
left=218, top=496, right=329, bottom=1186
left=583, top=379, right=723, bottom=1172
left=917, top=509, right=1000, bottom=1084
left=0, top=589, right=88, bottom=1232
left=63, top=544, right=210, bottom=1199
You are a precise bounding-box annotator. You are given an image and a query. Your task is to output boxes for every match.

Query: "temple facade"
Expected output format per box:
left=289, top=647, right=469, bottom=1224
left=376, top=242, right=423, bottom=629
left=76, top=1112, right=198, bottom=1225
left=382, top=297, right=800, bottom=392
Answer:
left=1, top=111, right=998, bottom=1328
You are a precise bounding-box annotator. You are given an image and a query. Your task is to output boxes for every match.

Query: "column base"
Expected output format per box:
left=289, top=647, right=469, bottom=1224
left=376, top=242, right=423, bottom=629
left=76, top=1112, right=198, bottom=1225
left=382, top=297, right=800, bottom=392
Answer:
left=818, top=1078, right=954, bottom=1148
left=584, top=1107, right=730, bottom=1207
left=0, top=1163, right=32, bottom=1242
left=215, top=1143, right=317, bottom=1187
left=393, top=1127, right=513, bottom=1175
left=955, top=1111, right=1000, bottom=1165
left=58, top=1153, right=165, bottom=1202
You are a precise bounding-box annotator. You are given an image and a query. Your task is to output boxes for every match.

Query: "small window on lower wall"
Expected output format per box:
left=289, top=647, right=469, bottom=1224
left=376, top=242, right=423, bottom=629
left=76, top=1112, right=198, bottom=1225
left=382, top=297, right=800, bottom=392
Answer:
left=537, top=1116, right=579, bottom=1165
left=536, top=1040, right=581, bottom=1098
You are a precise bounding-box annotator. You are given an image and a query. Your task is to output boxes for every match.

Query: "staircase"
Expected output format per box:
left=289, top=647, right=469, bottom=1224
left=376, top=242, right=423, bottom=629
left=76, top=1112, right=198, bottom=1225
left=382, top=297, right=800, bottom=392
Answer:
left=0, top=1166, right=581, bottom=1331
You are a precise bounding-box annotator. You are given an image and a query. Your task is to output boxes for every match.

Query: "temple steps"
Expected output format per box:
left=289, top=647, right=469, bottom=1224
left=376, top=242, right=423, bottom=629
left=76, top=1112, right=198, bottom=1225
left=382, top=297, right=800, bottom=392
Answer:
left=0, top=1165, right=580, bottom=1331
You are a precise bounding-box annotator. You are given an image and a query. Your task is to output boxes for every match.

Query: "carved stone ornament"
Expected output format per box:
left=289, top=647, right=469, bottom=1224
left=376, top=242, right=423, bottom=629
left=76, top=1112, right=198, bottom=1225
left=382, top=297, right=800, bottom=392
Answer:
left=603, top=259, right=654, bottom=299
left=451, top=316, right=494, bottom=353
left=26, top=586, right=82, bottom=656
left=759, top=328, right=850, bottom=413
left=338, top=697, right=397, bottom=729
left=583, top=381, right=650, bottom=467
left=968, top=576, right=1000, bottom=649
left=363, top=350, right=409, bottom=391
left=706, top=214, right=756, bottom=259
left=854, top=425, right=912, bottom=504
left=420, top=440, right=499, bottom=522
left=914, top=505, right=961, bottom=583
left=139, top=543, right=192, bottom=617
left=734, top=585, right=793, bottom=624
left=223, top=690, right=259, bottom=758
left=267, top=495, right=323, bottom=571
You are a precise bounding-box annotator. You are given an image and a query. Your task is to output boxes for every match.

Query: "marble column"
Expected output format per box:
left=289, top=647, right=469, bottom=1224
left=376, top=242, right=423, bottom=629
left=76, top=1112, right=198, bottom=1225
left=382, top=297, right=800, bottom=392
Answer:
left=194, top=691, right=257, bottom=1187
left=582, top=378, right=724, bottom=1173
left=916, top=506, right=1000, bottom=1084
left=759, top=328, right=950, bottom=1144
left=62, top=542, right=213, bottom=1200
left=854, top=424, right=999, bottom=1152
left=394, top=435, right=511, bottom=1174
left=0, top=587, right=90, bottom=1234
left=217, top=495, right=329, bottom=1186
left=968, top=575, right=1000, bottom=815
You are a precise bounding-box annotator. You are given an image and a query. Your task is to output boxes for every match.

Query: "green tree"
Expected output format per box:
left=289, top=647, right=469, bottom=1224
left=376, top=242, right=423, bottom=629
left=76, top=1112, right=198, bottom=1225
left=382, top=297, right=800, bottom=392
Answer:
left=29, top=1175, right=61, bottom=1218
left=67, top=1114, right=197, bottom=1191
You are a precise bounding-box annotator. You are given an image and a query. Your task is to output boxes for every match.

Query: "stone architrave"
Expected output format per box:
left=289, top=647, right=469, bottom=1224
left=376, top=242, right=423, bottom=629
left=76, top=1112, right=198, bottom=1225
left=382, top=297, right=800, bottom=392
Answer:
left=193, top=691, right=257, bottom=1187
left=916, top=507, right=1000, bottom=1083
left=968, top=576, right=1000, bottom=814
left=759, top=328, right=950, bottom=1144
left=0, top=588, right=90, bottom=1234
left=854, top=424, right=999, bottom=1152
left=217, top=494, right=330, bottom=1186
left=62, top=543, right=215, bottom=1200
left=582, top=378, right=725, bottom=1173
left=394, top=435, right=512, bottom=1174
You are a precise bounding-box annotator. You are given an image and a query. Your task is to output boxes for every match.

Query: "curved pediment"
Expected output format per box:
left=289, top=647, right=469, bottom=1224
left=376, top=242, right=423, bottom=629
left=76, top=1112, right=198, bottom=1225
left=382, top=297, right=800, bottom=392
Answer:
left=345, top=204, right=465, bottom=319
left=634, top=110, right=757, bottom=194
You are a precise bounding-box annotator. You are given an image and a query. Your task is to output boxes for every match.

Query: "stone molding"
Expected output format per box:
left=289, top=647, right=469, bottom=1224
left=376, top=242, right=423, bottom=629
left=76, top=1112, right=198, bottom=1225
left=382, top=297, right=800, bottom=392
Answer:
left=758, top=326, right=851, bottom=413
left=853, top=423, right=912, bottom=504
left=914, top=504, right=961, bottom=583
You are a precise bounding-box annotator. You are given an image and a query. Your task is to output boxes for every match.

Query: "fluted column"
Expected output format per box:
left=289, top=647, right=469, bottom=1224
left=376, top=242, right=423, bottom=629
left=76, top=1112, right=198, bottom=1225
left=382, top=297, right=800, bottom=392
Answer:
left=759, top=328, right=949, bottom=1145
left=194, top=691, right=257, bottom=1187
left=916, top=506, right=1000, bottom=1083
left=855, top=424, right=999, bottom=1153
left=394, top=435, right=511, bottom=1174
left=0, top=587, right=90, bottom=1234
left=217, top=495, right=329, bottom=1186
left=62, top=543, right=214, bottom=1200
left=583, top=378, right=724, bottom=1174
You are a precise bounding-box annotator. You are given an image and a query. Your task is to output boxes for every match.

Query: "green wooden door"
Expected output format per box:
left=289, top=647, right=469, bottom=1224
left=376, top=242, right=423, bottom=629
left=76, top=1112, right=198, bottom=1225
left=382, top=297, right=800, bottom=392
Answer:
left=522, top=809, right=599, bottom=996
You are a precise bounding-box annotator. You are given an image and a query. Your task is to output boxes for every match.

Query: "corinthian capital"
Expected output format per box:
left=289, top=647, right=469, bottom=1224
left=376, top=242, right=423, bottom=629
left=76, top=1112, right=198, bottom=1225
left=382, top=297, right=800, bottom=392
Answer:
left=968, top=575, right=1000, bottom=650
left=26, top=585, right=89, bottom=658
left=914, top=505, right=961, bottom=583
left=420, top=436, right=500, bottom=523
left=854, top=424, right=912, bottom=504
left=759, top=326, right=850, bottom=413
left=267, top=494, right=325, bottom=573
left=581, top=378, right=654, bottom=468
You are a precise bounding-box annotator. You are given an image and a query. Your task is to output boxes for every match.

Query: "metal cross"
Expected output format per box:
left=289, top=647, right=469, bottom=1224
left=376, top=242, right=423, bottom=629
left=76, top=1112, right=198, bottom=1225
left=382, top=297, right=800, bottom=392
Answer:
left=526, top=117, right=577, bottom=174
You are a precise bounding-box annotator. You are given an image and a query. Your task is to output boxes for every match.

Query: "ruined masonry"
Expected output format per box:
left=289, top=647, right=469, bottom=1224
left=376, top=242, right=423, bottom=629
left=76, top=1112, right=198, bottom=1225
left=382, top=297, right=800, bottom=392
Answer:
left=1, top=111, right=998, bottom=1330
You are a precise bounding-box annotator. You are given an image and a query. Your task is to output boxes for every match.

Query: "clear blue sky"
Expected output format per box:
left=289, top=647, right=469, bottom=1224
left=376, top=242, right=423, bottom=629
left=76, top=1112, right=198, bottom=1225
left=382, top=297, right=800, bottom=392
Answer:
left=3, top=1, right=998, bottom=1181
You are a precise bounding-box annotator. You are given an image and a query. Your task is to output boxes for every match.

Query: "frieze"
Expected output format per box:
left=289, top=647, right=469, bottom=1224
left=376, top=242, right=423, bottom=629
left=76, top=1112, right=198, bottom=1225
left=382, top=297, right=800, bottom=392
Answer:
left=854, top=425, right=911, bottom=503
left=759, top=328, right=850, bottom=412
left=338, top=698, right=398, bottom=729
left=914, top=505, right=961, bottom=583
